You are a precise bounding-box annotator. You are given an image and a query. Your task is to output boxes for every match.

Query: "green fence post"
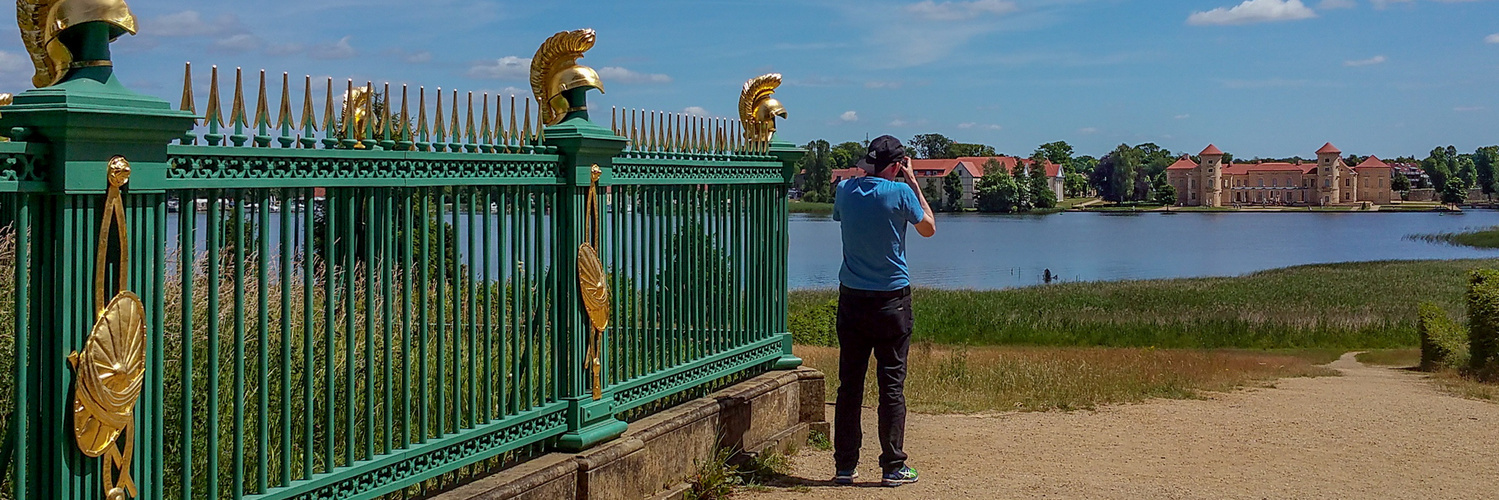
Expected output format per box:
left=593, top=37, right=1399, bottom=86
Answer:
left=0, top=21, right=196, bottom=500
left=769, top=138, right=805, bottom=370
left=545, top=88, right=630, bottom=451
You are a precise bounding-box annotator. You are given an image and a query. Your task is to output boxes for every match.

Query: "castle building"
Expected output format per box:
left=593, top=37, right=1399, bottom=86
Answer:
left=832, top=156, right=1064, bottom=209
left=1165, top=143, right=1393, bottom=207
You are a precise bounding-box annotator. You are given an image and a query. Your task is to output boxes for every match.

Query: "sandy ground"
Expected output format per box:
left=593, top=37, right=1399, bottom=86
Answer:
left=742, top=353, right=1499, bottom=500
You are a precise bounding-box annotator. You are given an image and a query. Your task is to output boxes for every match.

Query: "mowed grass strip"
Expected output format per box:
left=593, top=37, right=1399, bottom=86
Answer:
left=791, top=259, right=1499, bottom=349
left=797, top=344, right=1338, bottom=414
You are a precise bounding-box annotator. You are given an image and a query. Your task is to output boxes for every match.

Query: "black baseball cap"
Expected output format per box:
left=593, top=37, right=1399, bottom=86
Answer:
left=856, top=135, right=907, bottom=173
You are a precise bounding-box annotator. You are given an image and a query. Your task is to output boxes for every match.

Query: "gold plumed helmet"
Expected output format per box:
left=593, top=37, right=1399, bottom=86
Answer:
left=530, top=29, right=605, bottom=126
left=739, top=74, right=785, bottom=142
left=18, top=0, right=138, bottom=87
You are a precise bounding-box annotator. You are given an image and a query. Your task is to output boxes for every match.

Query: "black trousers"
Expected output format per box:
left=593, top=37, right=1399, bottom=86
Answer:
left=833, top=286, right=912, bottom=473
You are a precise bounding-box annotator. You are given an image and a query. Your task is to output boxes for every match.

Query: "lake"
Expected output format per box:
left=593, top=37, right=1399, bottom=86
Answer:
left=789, top=211, right=1499, bottom=290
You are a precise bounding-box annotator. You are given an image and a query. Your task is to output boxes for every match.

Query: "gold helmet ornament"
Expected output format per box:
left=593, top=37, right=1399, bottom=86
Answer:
left=530, top=28, right=604, bottom=126
left=17, top=0, right=139, bottom=87
left=739, top=73, right=786, bottom=143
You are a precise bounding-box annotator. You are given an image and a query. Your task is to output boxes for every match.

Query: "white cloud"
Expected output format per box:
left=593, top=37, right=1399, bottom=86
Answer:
left=1487, top=33, right=1499, bottom=44
left=888, top=119, right=910, bottom=127
left=467, top=56, right=531, bottom=80
left=1078, top=127, right=1099, bottom=135
left=146, top=11, right=245, bottom=37
left=403, top=51, right=433, bottom=64
left=905, top=0, right=1018, bottom=21
left=1175, top=114, right=1191, bottom=119
left=309, top=36, right=356, bottom=60
left=1187, top=0, right=1317, bottom=26
left=958, top=122, right=976, bottom=129
left=865, top=80, right=903, bottom=89
left=683, top=106, right=710, bottom=117
left=597, top=67, right=673, bottom=84
left=213, top=34, right=261, bottom=52
left=987, top=124, right=1003, bottom=130
left=1317, top=0, right=1356, bottom=9
left=840, top=111, right=859, bottom=122
left=1344, top=55, right=1387, bottom=66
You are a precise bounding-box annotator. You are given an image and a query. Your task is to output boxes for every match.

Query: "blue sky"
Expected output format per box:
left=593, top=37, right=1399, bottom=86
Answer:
left=1, top=0, right=1497, bottom=159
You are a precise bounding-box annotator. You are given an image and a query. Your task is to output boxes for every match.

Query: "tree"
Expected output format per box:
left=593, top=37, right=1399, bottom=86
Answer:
left=1457, top=156, right=1478, bottom=190
left=1029, top=172, right=1057, bottom=209
left=1442, top=177, right=1468, bottom=204
left=920, top=181, right=944, bottom=212
left=1011, top=162, right=1033, bottom=210
left=950, top=142, right=997, bottom=158
left=797, top=140, right=833, bottom=202
left=1034, top=141, right=1074, bottom=168
left=1072, top=155, right=1098, bottom=177
left=942, top=170, right=964, bottom=211
left=1134, top=143, right=1175, bottom=180
left=1091, top=145, right=1140, bottom=202
left=1476, top=146, right=1499, bottom=196
left=830, top=141, right=865, bottom=171
left=909, top=133, right=954, bottom=159
left=1391, top=170, right=1411, bottom=192
left=1153, top=174, right=1176, bottom=205
left=973, top=159, right=1021, bottom=212
left=1064, top=172, right=1089, bottom=198
left=1422, top=145, right=1458, bottom=191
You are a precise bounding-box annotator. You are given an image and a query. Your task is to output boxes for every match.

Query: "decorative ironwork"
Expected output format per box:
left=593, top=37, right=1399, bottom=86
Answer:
left=70, top=155, right=147, bottom=500
left=738, top=74, right=785, bottom=144
left=578, top=164, right=609, bottom=400
left=164, top=149, right=563, bottom=183
left=530, top=29, right=603, bottom=126
left=611, top=340, right=784, bottom=412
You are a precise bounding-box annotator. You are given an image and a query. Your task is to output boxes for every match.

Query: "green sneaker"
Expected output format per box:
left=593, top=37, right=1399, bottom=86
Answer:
left=882, top=466, right=918, bottom=487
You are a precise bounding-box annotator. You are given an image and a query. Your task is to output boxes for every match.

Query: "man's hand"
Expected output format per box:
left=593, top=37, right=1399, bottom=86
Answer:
left=899, top=157, right=937, bottom=238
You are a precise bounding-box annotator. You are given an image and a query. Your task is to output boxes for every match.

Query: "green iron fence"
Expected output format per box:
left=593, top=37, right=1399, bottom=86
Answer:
left=0, top=29, right=802, bottom=500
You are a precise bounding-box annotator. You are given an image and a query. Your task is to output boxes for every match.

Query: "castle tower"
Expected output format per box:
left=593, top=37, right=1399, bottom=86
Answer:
left=1316, top=142, right=1341, bottom=205
left=1199, top=144, right=1225, bottom=207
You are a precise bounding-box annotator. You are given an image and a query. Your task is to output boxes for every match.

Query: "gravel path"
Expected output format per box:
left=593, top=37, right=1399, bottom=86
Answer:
left=743, top=353, right=1499, bottom=499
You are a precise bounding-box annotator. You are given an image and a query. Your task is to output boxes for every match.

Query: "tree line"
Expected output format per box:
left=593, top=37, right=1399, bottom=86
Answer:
left=794, top=134, right=1499, bottom=208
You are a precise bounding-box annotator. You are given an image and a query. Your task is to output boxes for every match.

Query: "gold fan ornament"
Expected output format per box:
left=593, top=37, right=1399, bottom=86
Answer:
left=577, top=165, right=609, bottom=400
left=69, top=155, right=146, bottom=500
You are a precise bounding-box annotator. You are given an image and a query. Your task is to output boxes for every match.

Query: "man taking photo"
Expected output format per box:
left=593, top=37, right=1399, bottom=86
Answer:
left=830, top=135, right=937, bottom=487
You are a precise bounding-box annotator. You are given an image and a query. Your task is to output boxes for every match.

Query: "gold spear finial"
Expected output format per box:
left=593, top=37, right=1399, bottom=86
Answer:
left=493, top=94, right=505, bottom=152
left=253, top=69, right=270, bottom=131
left=300, top=75, right=318, bottom=136
left=276, top=72, right=293, bottom=131
left=415, top=86, right=428, bottom=147
left=230, top=68, right=248, bottom=128
left=449, top=89, right=460, bottom=147
left=321, top=77, right=336, bottom=135
left=399, top=84, right=411, bottom=146
left=433, top=87, right=446, bottom=145
left=521, top=97, right=532, bottom=146
left=381, top=82, right=393, bottom=142
left=480, top=92, right=491, bottom=149
left=179, top=63, right=197, bottom=123
left=610, top=106, right=617, bottom=135
left=465, top=91, right=476, bottom=148
left=508, top=95, right=518, bottom=148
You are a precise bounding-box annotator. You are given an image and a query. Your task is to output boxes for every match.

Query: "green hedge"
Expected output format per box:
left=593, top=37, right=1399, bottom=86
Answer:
left=1418, top=302, right=1468, bottom=371
left=1468, top=269, right=1499, bottom=378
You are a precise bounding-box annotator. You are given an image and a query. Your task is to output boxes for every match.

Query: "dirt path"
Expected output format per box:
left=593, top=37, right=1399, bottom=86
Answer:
left=743, top=353, right=1499, bottom=499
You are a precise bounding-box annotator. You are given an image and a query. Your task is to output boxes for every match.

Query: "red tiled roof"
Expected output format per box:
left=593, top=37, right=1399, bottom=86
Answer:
left=1166, top=155, right=1198, bottom=170
left=1354, top=155, right=1390, bottom=170
left=830, top=168, right=865, bottom=183
left=956, top=156, right=1062, bottom=178
left=909, top=159, right=963, bottom=178
left=1222, top=162, right=1317, bottom=175
left=1316, top=142, right=1341, bottom=155
left=1200, top=144, right=1223, bottom=156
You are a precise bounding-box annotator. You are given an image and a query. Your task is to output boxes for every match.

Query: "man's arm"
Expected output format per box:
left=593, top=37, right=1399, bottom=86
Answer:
left=900, top=159, right=937, bottom=238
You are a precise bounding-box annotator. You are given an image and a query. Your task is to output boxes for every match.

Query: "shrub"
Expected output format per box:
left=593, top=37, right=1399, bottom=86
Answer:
left=1468, top=269, right=1499, bottom=378
left=789, top=299, right=838, bottom=346
left=1418, top=302, right=1468, bottom=371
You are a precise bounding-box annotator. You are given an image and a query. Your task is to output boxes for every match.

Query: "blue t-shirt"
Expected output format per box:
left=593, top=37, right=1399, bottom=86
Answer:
left=832, top=176, right=925, bottom=291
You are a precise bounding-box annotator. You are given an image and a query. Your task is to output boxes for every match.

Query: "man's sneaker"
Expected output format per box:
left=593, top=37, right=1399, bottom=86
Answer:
left=882, top=466, right=918, bottom=487
left=833, top=469, right=858, bottom=485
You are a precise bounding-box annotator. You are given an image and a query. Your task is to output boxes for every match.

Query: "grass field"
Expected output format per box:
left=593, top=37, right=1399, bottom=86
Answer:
left=792, top=259, right=1499, bottom=350
left=798, top=344, right=1339, bottom=413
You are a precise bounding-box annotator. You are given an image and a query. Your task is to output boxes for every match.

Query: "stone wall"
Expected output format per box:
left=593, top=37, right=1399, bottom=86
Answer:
left=435, top=368, right=827, bottom=500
